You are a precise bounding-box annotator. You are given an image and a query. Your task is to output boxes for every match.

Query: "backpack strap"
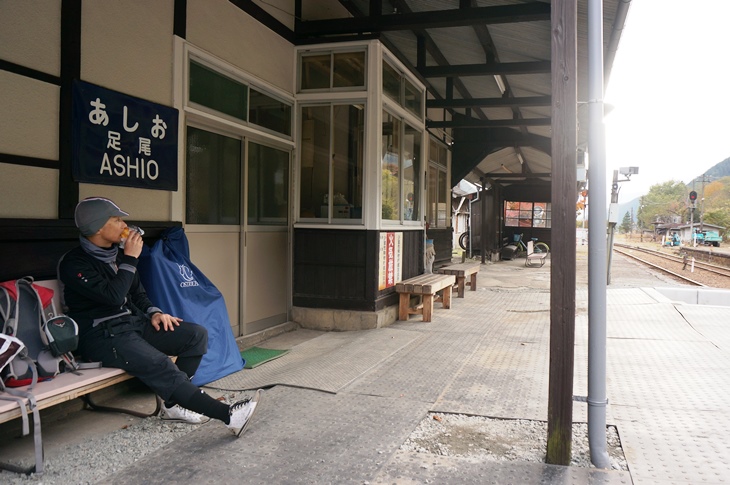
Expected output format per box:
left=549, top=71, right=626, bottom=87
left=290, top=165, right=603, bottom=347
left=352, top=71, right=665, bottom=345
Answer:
left=0, top=286, right=10, bottom=324
left=0, top=352, right=44, bottom=474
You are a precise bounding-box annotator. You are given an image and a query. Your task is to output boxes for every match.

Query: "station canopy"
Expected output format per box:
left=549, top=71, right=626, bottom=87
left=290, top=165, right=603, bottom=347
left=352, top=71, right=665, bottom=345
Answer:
left=237, top=0, right=628, bottom=190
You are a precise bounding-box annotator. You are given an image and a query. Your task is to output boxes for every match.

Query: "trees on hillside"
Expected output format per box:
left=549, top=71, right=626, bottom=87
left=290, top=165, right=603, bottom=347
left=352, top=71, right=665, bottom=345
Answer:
left=636, top=181, right=688, bottom=230
left=619, top=211, right=632, bottom=233
left=633, top=177, right=730, bottom=238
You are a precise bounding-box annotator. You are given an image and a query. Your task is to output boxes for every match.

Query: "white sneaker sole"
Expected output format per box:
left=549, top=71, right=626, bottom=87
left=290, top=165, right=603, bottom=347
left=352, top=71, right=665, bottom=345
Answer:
left=161, top=415, right=211, bottom=424
left=235, top=389, right=262, bottom=437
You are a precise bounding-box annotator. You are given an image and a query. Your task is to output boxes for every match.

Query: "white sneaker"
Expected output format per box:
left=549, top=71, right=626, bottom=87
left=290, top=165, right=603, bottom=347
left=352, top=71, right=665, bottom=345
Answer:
left=159, top=403, right=211, bottom=424
left=227, top=389, right=262, bottom=437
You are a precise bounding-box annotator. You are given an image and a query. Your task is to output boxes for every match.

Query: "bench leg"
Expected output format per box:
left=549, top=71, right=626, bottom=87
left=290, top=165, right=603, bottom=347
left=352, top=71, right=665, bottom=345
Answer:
left=469, top=273, right=477, bottom=291
left=422, top=294, right=434, bottom=322
left=456, top=276, right=466, bottom=298
left=399, top=293, right=411, bottom=321
left=82, top=392, right=161, bottom=418
left=441, top=285, right=452, bottom=309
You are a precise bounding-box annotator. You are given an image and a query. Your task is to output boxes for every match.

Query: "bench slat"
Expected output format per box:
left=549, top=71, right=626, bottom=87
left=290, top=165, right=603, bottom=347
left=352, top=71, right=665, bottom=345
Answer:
left=0, top=368, right=131, bottom=425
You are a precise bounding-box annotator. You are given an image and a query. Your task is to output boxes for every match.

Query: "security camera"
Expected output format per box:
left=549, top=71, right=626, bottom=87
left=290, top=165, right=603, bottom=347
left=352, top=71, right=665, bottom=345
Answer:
left=619, top=167, right=639, bottom=175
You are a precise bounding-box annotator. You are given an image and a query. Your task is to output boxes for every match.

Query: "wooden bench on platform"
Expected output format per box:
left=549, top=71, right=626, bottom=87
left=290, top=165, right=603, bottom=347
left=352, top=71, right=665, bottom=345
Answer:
left=0, top=364, right=160, bottom=475
left=0, top=367, right=156, bottom=426
left=0, top=220, right=179, bottom=475
left=437, top=262, right=481, bottom=298
left=395, top=273, right=456, bottom=322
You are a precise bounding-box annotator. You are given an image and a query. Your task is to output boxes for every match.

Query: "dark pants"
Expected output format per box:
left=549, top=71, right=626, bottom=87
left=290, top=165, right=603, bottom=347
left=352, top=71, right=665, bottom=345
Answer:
left=78, top=316, right=208, bottom=401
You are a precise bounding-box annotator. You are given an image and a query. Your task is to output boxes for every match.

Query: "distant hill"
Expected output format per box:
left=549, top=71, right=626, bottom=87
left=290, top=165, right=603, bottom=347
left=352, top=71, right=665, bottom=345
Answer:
left=690, top=156, right=730, bottom=185
left=617, top=196, right=640, bottom=223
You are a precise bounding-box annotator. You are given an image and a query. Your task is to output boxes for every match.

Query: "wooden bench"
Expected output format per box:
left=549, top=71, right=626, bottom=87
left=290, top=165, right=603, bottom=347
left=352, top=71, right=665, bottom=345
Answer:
left=525, top=240, right=549, bottom=267
left=0, top=221, right=179, bottom=474
left=437, top=262, right=481, bottom=298
left=0, top=368, right=154, bottom=425
left=395, top=273, right=455, bottom=322
left=0, top=279, right=159, bottom=475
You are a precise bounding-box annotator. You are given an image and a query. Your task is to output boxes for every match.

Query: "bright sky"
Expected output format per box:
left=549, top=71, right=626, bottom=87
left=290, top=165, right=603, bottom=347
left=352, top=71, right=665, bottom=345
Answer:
left=604, top=0, right=730, bottom=202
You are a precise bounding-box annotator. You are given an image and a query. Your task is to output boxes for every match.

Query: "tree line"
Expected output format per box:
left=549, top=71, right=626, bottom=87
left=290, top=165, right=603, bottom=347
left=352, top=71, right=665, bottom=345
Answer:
left=631, top=177, right=730, bottom=236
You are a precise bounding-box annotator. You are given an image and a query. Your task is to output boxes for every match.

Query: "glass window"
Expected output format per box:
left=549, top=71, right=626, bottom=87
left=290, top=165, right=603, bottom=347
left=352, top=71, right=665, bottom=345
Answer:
left=299, top=106, right=330, bottom=218
left=404, top=77, right=422, bottom=118
left=186, top=127, right=241, bottom=224
left=427, top=140, right=448, bottom=228
left=331, top=104, right=364, bottom=219
left=437, top=169, right=447, bottom=227
left=249, top=88, right=292, bottom=136
left=382, top=61, right=401, bottom=103
left=381, top=111, right=401, bottom=221
left=189, top=61, right=247, bottom=121
left=299, top=104, right=364, bottom=222
left=428, top=166, right=438, bottom=225
left=300, top=54, right=330, bottom=90
left=248, top=143, right=289, bottom=225
left=383, top=60, right=424, bottom=120
left=300, top=50, right=366, bottom=91
left=333, top=51, right=366, bottom=88
left=504, top=201, right=551, bottom=228
left=402, top=123, right=421, bottom=221
left=382, top=111, right=422, bottom=223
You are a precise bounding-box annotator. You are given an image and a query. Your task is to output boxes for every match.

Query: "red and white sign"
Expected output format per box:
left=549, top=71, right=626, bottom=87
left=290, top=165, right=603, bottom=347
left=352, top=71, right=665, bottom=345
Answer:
left=378, top=232, right=403, bottom=290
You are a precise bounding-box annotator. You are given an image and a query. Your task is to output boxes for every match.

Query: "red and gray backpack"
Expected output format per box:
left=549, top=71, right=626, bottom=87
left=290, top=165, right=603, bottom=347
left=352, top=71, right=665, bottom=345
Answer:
left=0, top=277, right=79, bottom=387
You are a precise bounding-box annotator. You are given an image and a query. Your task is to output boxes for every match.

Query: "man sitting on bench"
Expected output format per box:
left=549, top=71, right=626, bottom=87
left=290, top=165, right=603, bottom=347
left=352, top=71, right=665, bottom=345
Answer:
left=57, top=197, right=259, bottom=437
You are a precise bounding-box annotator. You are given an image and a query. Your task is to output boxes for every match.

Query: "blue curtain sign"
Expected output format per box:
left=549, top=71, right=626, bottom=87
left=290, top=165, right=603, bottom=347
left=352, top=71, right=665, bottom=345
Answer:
left=72, top=80, right=179, bottom=190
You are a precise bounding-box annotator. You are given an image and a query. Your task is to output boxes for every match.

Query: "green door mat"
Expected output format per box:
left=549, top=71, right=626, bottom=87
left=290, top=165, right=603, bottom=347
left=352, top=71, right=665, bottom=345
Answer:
left=240, top=347, right=290, bottom=369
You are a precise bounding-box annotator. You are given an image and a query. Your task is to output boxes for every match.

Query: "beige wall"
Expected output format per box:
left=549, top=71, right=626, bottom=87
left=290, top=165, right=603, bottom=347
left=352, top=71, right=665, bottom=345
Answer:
left=187, top=0, right=294, bottom=93
left=0, top=0, right=293, bottom=221
left=0, top=164, right=59, bottom=218
left=81, top=0, right=175, bottom=106
left=0, top=0, right=62, bottom=218
left=0, top=0, right=61, bottom=75
left=78, top=0, right=176, bottom=220
left=1, top=0, right=294, bottom=331
left=245, top=231, right=288, bottom=327
left=186, top=231, right=241, bottom=334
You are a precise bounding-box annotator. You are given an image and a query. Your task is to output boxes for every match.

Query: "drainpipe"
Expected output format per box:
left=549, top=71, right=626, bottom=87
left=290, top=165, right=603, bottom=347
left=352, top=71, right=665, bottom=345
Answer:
left=587, top=0, right=631, bottom=469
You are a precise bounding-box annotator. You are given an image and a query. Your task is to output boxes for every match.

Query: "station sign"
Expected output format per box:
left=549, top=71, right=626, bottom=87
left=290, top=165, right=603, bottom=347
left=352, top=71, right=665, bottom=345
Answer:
left=72, top=80, right=179, bottom=191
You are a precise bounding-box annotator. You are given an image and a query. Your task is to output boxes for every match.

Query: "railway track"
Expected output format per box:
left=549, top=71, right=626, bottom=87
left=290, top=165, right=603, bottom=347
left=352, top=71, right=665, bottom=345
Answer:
left=613, top=243, right=730, bottom=288
left=615, top=243, right=730, bottom=276
left=613, top=245, right=706, bottom=286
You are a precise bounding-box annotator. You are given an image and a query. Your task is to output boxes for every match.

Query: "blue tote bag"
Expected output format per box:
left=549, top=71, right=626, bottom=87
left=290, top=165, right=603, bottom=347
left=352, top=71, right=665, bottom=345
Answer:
left=138, top=227, right=244, bottom=386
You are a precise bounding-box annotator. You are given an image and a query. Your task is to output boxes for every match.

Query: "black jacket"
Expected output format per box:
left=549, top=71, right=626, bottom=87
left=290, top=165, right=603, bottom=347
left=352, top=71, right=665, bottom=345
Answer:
left=58, top=246, right=160, bottom=336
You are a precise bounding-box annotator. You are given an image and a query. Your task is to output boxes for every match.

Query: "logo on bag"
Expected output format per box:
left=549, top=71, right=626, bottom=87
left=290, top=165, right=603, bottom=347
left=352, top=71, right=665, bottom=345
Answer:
left=177, top=264, right=199, bottom=288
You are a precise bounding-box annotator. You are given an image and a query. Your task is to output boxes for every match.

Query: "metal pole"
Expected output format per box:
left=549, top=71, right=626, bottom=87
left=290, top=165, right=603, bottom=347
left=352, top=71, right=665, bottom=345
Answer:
left=587, top=0, right=610, bottom=469
left=480, top=177, right=487, bottom=264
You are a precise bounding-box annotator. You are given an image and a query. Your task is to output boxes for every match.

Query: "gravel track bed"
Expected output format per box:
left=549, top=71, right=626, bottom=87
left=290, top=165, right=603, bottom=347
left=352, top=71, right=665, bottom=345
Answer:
left=616, top=246, right=730, bottom=288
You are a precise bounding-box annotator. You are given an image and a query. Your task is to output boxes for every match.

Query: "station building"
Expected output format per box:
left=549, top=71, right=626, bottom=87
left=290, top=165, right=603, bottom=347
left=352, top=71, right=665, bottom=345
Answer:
left=0, top=0, right=628, bottom=339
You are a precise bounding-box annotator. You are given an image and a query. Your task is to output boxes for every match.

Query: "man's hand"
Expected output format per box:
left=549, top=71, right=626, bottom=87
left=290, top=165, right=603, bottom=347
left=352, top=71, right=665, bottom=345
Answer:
left=150, top=312, right=182, bottom=332
left=123, top=230, right=144, bottom=258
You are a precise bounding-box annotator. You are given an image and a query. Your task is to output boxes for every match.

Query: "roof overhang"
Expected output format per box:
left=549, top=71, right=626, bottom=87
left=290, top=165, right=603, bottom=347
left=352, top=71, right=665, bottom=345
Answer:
left=238, top=0, right=631, bottom=190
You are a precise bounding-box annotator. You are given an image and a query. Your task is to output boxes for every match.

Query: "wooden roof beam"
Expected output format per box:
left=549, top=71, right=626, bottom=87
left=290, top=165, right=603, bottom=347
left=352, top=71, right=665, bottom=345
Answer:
left=297, top=2, right=550, bottom=37
left=419, top=61, right=550, bottom=78
left=427, top=95, right=551, bottom=109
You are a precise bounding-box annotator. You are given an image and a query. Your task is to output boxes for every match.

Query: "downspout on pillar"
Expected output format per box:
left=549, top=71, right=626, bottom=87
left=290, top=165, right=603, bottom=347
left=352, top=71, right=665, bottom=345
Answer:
left=587, top=0, right=631, bottom=469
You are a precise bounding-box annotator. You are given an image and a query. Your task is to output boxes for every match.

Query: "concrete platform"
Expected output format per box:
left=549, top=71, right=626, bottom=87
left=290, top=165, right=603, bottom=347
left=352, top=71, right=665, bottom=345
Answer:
left=2, top=244, right=730, bottom=484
